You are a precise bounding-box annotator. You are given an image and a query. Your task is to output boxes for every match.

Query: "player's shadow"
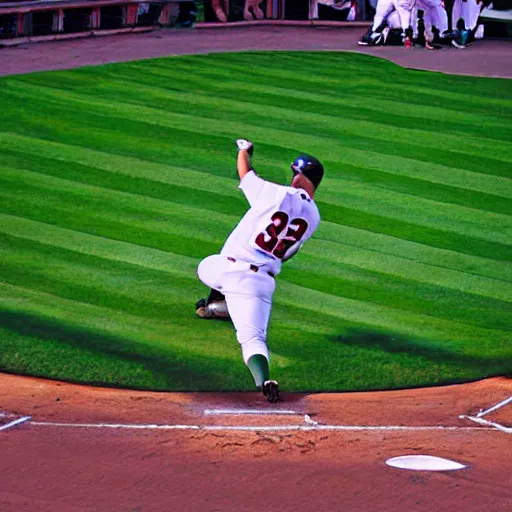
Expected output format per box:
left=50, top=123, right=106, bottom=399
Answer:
left=332, top=329, right=506, bottom=369
left=0, top=310, right=239, bottom=391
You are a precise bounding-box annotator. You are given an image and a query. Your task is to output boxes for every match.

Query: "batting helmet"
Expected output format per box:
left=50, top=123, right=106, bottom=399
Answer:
left=291, top=153, right=324, bottom=189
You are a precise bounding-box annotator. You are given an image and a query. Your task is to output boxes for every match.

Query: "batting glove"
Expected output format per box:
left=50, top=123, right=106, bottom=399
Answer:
left=236, top=138, right=254, bottom=155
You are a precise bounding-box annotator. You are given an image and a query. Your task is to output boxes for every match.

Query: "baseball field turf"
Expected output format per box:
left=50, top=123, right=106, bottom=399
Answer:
left=0, top=51, right=511, bottom=392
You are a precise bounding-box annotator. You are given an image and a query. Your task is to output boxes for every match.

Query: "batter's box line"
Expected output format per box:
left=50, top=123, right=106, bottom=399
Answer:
left=459, top=395, right=512, bottom=434
left=19, top=421, right=497, bottom=432
left=476, top=396, right=512, bottom=418
left=0, top=415, right=32, bottom=432
left=203, top=408, right=302, bottom=416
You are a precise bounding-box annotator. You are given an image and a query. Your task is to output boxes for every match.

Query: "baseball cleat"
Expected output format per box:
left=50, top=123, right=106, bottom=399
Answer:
left=451, top=40, right=466, bottom=49
left=195, top=298, right=214, bottom=319
left=262, top=380, right=280, bottom=403
left=426, top=42, right=442, bottom=50
left=195, top=298, right=231, bottom=320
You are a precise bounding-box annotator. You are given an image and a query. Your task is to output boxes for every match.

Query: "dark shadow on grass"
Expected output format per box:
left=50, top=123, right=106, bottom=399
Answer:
left=0, top=310, right=242, bottom=391
left=332, top=329, right=511, bottom=372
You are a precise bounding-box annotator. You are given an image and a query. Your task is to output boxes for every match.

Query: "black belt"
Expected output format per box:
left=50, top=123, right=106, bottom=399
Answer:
left=227, top=257, right=275, bottom=278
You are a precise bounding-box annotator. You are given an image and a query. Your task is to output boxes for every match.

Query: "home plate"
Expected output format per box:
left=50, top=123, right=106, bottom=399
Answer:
left=386, top=455, right=467, bottom=471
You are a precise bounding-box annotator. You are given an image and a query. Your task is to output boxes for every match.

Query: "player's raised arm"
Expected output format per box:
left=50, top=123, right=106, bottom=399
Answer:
left=235, top=138, right=254, bottom=181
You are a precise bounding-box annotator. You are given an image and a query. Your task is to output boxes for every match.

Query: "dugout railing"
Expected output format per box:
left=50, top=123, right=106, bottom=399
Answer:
left=0, top=0, right=195, bottom=45
left=0, top=0, right=372, bottom=46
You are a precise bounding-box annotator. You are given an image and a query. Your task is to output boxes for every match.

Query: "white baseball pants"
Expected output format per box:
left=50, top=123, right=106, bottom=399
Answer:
left=372, top=0, right=415, bottom=31
left=417, top=0, right=448, bottom=33
left=452, top=0, right=482, bottom=30
left=197, top=255, right=276, bottom=364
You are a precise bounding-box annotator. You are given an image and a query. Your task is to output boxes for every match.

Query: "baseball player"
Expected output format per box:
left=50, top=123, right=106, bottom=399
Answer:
left=449, top=0, right=487, bottom=47
left=195, top=139, right=324, bottom=403
left=452, top=0, right=482, bottom=31
left=416, top=0, right=448, bottom=39
left=359, top=0, right=416, bottom=46
left=309, top=0, right=353, bottom=19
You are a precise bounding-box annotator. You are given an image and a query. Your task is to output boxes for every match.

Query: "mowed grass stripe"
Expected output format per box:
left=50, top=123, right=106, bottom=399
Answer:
left=100, top=65, right=512, bottom=142
left=3, top=151, right=510, bottom=251
left=2, top=232, right=509, bottom=332
left=0, top=234, right=203, bottom=324
left=5, top=79, right=512, bottom=179
left=44, top=63, right=511, bottom=145
left=298, top=240, right=512, bottom=301
left=2, top=109, right=511, bottom=246
left=0, top=283, right=247, bottom=384
left=0, top=133, right=241, bottom=197
left=282, top=259, right=511, bottom=332
left=145, top=52, right=512, bottom=111
left=317, top=201, right=511, bottom=262
left=4, top=76, right=511, bottom=183
left=3, top=138, right=511, bottom=263
left=141, top=55, right=512, bottom=120
left=4, top=90, right=510, bottom=201
left=2, top=136, right=511, bottom=263
left=4, top=282, right=506, bottom=392
left=0, top=213, right=199, bottom=276
left=1, top=250, right=509, bottom=354
left=275, top=282, right=510, bottom=351
left=3, top=173, right=509, bottom=303
left=321, top=162, right=511, bottom=216
left=8, top=77, right=511, bottom=164
left=0, top=169, right=231, bottom=258
left=0, top=148, right=247, bottom=217
left=4, top=144, right=510, bottom=219
left=2, top=172, right=508, bottom=307
left=3, top=150, right=509, bottom=283
left=312, top=223, right=511, bottom=282
left=4, top=84, right=508, bottom=196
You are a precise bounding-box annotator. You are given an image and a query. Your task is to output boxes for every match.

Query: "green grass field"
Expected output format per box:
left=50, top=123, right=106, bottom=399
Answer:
left=1, top=51, right=511, bottom=392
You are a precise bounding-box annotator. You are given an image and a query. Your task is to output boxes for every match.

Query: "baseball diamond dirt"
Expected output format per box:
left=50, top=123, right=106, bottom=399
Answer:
left=0, top=25, right=511, bottom=512
left=0, top=374, right=511, bottom=511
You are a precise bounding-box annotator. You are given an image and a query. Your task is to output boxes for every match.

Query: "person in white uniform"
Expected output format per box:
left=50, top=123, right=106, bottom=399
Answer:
left=195, top=139, right=324, bottom=403
left=417, top=0, right=448, bottom=38
left=452, top=0, right=482, bottom=31
left=358, top=0, right=416, bottom=46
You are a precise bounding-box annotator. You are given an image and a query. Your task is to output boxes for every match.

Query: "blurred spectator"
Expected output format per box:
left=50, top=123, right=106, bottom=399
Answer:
left=177, top=1, right=197, bottom=26
left=211, top=0, right=229, bottom=21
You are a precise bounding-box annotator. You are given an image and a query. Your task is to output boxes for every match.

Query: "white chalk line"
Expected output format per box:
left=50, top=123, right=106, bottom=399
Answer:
left=204, top=408, right=301, bottom=416
left=0, top=416, right=32, bottom=432
left=459, top=415, right=512, bottom=434
left=25, top=420, right=493, bottom=432
left=476, top=396, right=512, bottom=418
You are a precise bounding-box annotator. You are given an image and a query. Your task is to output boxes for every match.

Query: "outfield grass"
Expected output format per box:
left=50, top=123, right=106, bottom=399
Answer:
left=0, top=51, right=511, bottom=392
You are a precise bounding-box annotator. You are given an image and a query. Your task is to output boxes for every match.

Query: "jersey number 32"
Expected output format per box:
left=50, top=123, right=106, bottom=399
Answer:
left=254, top=211, right=308, bottom=259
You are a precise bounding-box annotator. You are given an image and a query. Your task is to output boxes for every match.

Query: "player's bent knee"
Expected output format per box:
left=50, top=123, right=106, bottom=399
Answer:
left=237, top=333, right=269, bottom=363
left=197, top=255, right=222, bottom=290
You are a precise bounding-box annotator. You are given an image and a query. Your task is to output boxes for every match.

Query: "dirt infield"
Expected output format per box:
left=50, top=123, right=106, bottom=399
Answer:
left=1, top=25, right=511, bottom=511
left=0, top=25, right=511, bottom=78
left=1, top=373, right=511, bottom=511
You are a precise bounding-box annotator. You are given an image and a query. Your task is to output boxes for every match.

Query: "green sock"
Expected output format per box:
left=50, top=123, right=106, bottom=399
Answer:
left=246, top=354, right=270, bottom=388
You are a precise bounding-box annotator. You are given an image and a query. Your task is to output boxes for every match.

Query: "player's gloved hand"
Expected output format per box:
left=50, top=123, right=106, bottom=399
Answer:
left=236, top=138, right=254, bottom=156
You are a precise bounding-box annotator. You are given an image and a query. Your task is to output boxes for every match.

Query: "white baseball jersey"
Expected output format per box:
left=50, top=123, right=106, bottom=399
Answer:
left=198, top=169, right=321, bottom=365
left=220, top=170, right=320, bottom=277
